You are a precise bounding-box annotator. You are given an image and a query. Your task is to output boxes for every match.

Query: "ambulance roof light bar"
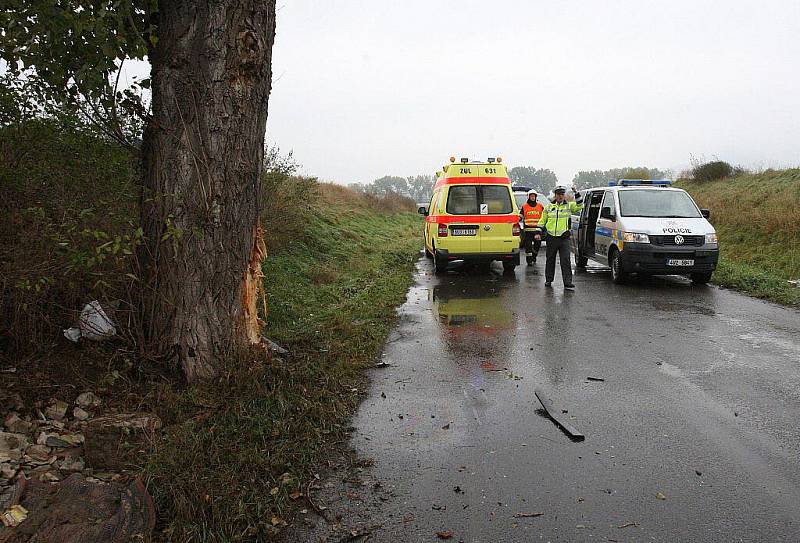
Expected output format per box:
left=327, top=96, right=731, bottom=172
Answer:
left=608, top=179, right=673, bottom=187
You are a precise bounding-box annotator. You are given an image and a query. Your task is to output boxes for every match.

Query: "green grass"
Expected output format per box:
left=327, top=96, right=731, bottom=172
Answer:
left=145, top=194, right=422, bottom=541
left=676, top=169, right=800, bottom=306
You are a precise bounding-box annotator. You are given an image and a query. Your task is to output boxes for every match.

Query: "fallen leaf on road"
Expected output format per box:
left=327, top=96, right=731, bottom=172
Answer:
left=656, top=492, right=666, bottom=500
left=289, top=491, right=303, bottom=500
left=513, top=512, right=543, bottom=518
left=270, top=487, right=279, bottom=496
left=441, top=423, right=450, bottom=430
left=435, top=531, right=454, bottom=539
left=480, top=361, right=500, bottom=371
left=271, top=516, right=286, bottom=526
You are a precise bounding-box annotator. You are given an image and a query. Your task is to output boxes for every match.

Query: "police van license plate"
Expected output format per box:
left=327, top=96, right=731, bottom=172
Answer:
left=667, top=259, right=694, bottom=266
left=451, top=228, right=477, bottom=236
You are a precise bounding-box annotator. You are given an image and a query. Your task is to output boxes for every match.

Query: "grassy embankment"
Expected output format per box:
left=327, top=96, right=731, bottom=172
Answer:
left=676, top=169, right=800, bottom=306
left=1, top=120, right=422, bottom=540
left=147, top=183, right=422, bottom=540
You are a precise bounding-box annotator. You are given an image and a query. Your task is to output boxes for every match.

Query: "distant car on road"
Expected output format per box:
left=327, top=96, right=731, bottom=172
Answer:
left=569, top=179, right=719, bottom=284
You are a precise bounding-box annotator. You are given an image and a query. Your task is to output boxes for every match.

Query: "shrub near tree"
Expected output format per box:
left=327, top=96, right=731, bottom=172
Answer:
left=691, top=160, right=734, bottom=182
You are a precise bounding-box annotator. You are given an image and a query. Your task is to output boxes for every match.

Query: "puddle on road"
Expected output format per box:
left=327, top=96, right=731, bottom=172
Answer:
left=651, top=299, right=716, bottom=316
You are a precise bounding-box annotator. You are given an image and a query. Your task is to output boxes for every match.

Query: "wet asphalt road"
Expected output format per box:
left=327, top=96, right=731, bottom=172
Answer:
left=348, top=255, right=800, bottom=542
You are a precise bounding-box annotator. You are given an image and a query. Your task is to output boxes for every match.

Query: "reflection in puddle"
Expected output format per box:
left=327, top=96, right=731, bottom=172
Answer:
left=431, top=279, right=516, bottom=423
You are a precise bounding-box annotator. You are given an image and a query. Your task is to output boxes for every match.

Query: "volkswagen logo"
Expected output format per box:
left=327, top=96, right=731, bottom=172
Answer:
left=483, top=225, right=491, bottom=231
left=674, top=235, right=685, bottom=245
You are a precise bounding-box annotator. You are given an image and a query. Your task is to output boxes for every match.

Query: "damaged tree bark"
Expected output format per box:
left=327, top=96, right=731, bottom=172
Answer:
left=137, top=1, right=276, bottom=381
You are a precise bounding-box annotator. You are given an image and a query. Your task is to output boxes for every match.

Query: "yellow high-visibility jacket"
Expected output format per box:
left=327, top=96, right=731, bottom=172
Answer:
left=537, top=198, right=584, bottom=236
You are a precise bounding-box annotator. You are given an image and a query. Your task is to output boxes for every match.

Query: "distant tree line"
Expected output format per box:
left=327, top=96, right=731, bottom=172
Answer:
left=571, top=167, right=672, bottom=189
left=508, top=166, right=559, bottom=193
left=350, top=174, right=435, bottom=202
left=352, top=164, right=675, bottom=201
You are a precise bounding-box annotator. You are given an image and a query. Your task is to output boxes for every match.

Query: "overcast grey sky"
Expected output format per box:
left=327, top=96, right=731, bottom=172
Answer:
left=263, top=0, right=800, bottom=184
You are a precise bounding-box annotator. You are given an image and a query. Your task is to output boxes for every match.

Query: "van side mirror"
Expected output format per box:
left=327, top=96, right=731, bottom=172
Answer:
left=600, top=207, right=615, bottom=220
left=700, top=208, right=711, bottom=219
left=418, top=206, right=428, bottom=216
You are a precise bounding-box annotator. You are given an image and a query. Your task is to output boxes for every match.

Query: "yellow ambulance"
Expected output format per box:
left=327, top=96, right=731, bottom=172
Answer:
left=419, top=157, right=521, bottom=273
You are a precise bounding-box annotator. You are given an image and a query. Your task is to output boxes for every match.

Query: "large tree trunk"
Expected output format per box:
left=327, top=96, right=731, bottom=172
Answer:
left=138, top=1, right=276, bottom=381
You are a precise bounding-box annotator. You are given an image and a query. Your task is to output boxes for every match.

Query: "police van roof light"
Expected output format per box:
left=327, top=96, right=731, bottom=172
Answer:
left=487, top=157, right=496, bottom=163
left=616, top=179, right=673, bottom=187
left=460, top=157, right=469, bottom=163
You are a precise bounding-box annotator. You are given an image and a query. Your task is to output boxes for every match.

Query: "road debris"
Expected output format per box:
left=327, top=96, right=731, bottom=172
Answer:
left=618, top=521, right=639, bottom=528
left=513, top=512, right=543, bottom=518
left=435, top=530, right=454, bottom=539
left=534, top=388, right=585, bottom=441
left=586, top=376, right=605, bottom=382
left=1, top=503, right=28, bottom=527
left=480, top=361, right=505, bottom=371
left=63, top=300, right=117, bottom=342
left=656, top=491, right=667, bottom=500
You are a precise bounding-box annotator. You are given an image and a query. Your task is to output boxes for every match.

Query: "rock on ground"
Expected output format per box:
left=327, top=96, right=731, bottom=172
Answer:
left=0, top=473, right=154, bottom=542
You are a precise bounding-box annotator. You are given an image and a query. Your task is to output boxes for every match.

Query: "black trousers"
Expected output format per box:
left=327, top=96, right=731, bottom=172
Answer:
left=521, top=231, right=541, bottom=258
left=544, top=234, right=573, bottom=284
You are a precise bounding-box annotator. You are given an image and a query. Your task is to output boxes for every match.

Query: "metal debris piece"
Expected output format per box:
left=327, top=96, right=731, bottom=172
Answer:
left=534, top=389, right=585, bottom=441
left=586, top=377, right=605, bottom=382
left=1, top=504, right=28, bottom=527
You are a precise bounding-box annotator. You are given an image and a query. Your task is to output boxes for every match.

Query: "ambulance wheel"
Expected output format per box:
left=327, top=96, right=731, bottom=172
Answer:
left=503, top=261, right=517, bottom=273
left=690, top=272, right=712, bottom=284
left=609, top=250, right=627, bottom=284
left=576, top=255, right=588, bottom=268
left=433, top=248, right=447, bottom=274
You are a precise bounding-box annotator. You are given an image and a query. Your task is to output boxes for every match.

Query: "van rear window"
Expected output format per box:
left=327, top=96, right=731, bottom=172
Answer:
left=446, top=186, right=512, bottom=215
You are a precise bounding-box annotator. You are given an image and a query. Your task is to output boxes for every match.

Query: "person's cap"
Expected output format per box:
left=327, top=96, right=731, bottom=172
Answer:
left=554, top=186, right=567, bottom=194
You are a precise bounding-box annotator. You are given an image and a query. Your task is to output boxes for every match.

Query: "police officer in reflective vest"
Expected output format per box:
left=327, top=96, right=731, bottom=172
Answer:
left=519, top=189, right=544, bottom=265
left=535, top=185, right=584, bottom=289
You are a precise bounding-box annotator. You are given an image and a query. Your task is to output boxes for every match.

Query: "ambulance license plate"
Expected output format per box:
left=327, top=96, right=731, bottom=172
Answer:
left=667, top=259, right=694, bottom=266
left=451, top=228, right=477, bottom=236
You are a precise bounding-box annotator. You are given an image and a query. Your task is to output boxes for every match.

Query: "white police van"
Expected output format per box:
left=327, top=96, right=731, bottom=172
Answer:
left=569, top=180, right=719, bottom=284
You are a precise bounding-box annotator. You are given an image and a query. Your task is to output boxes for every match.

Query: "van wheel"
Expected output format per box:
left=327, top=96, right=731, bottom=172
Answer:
left=433, top=247, right=447, bottom=274
left=690, top=272, right=712, bottom=284
left=576, top=255, right=588, bottom=268
left=609, top=250, right=627, bottom=284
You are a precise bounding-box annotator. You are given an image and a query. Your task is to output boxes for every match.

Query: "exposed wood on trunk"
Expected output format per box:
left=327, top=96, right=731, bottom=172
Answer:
left=137, top=1, right=276, bottom=381
left=241, top=225, right=267, bottom=345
